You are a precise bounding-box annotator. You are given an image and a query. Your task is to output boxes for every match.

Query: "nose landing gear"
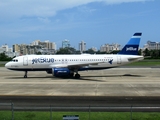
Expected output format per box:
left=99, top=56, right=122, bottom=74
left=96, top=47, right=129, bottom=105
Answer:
left=24, top=71, right=28, bottom=78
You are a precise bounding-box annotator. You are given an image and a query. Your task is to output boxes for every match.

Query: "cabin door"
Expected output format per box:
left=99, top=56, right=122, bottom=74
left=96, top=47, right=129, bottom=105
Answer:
left=117, top=56, right=121, bottom=64
left=23, top=57, right=28, bottom=66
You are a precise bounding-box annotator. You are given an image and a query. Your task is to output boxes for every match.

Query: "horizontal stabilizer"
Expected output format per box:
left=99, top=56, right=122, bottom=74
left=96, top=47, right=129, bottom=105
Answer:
left=128, top=56, right=144, bottom=62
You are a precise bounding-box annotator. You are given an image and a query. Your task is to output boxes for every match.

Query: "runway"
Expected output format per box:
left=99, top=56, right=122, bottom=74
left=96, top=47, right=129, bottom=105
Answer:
left=0, top=67, right=160, bottom=111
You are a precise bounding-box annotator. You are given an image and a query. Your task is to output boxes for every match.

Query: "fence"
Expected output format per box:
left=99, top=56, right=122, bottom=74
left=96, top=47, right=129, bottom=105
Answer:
left=0, top=102, right=160, bottom=120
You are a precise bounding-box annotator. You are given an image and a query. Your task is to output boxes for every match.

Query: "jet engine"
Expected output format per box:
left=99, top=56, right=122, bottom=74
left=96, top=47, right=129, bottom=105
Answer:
left=52, top=68, right=74, bottom=77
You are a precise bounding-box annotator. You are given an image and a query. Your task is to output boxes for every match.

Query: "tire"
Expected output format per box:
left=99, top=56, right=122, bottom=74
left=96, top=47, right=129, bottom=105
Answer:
left=75, top=74, right=80, bottom=79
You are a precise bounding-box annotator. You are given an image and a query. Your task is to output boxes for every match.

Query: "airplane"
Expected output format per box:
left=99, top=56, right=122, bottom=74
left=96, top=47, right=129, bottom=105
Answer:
left=5, top=33, right=144, bottom=79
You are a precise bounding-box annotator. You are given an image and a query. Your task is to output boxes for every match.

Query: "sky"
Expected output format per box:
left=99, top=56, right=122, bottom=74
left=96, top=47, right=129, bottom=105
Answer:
left=0, top=0, right=160, bottom=50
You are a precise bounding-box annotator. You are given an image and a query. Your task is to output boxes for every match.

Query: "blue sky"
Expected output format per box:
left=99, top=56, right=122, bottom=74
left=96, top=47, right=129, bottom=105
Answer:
left=0, top=0, right=159, bottom=50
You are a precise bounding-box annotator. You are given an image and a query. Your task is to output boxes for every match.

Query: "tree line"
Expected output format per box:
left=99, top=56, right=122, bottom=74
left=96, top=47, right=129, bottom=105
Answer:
left=142, top=48, right=160, bottom=59
left=56, top=47, right=160, bottom=59
left=0, top=52, right=13, bottom=61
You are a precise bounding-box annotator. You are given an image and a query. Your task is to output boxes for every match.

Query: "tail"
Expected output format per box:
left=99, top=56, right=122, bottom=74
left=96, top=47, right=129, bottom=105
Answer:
left=118, top=33, right=142, bottom=55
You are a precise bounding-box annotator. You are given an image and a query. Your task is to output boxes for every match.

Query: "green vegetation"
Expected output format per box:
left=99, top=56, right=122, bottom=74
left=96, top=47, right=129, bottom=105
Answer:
left=0, top=52, right=14, bottom=67
left=56, top=47, right=80, bottom=54
left=143, top=49, right=160, bottom=59
left=125, top=59, right=160, bottom=66
left=0, top=61, right=7, bottom=67
left=0, top=63, right=5, bottom=67
left=0, top=111, right=160, bottom=120
left=56, top=48, right=160, bottom=60
left=56, top=47, right=113, bottom=54
left=0, top=52, right=13, bottom=61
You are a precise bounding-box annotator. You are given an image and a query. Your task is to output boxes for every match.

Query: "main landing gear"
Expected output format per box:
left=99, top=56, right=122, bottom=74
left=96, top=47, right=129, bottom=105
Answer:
left=75, top=71, right=80, bottom=79
left=75, top=74, right=80, bottom=79
left=24, top=71, right=28, bottom=78
left=69, top=71, right=80, bottom=79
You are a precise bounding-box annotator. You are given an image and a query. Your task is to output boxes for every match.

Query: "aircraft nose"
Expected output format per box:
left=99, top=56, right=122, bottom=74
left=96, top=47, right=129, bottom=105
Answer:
left=5, top=62, right=10, bottom=68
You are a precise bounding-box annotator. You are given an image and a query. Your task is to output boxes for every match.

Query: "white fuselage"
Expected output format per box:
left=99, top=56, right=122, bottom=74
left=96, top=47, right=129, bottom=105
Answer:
left=5, top=54, right=144, bottom=71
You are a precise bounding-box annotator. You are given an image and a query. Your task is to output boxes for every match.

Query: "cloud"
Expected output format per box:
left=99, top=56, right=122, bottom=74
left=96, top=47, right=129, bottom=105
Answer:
left=77, top=6, right=97, bottom=13
left=102, top=0, right=152, bottom=4
left=0, top=0, right=152, bottom=19
left=38, top=17, right=51, bottom=23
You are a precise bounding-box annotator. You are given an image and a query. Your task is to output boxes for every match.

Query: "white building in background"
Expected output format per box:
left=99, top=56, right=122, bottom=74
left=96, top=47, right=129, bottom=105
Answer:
left=13, top=44, right=20, bottom=53
left=91, top=47, right=97, bottom=52
left=31, top=40, right=40, bottom=46
left=79, top=41, right=86, bottom=53
left=38, top=40, right=56, bottom=54
left=12, top=40, right=57, bottom=55
left=144, top=41, right=160, bottom=50
left=32, top=40, right=56, bottom=50
left=0, top=44, right=9, bottom=53
left=5, top=52, right=19, bottom=58
left=100, top=43, right=120, bottom=53
left=0, top=44, right=17, bottom=58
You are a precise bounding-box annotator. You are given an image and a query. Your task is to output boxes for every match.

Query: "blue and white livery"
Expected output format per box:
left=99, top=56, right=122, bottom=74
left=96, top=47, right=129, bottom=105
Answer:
left=118, top=33, right=141, bottom=55
left=5, top=33, right=144, bottom=79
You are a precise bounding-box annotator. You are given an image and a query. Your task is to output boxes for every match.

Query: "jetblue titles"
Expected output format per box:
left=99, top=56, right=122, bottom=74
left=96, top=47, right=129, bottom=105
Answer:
left=126, top=47, right=137, bottom=51
left=32, top=58, right=54, bottom=64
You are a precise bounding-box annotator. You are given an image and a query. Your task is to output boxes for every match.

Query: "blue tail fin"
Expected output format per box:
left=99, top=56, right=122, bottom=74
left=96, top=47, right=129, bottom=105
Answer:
left=118, top=33, right=142, bottom=55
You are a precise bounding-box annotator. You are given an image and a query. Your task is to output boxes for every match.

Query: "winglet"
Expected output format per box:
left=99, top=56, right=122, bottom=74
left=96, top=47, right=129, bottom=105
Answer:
left=118, top=33, right=142, bottom=55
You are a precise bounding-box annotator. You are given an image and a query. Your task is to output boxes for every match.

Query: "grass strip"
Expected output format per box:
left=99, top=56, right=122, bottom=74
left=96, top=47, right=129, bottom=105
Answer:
left=0, top=111, right=160, bottom=120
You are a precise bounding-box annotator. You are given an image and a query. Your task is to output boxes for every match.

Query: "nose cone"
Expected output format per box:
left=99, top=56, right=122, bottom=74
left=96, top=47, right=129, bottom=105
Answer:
left=5, top=62, right=10, bottom=69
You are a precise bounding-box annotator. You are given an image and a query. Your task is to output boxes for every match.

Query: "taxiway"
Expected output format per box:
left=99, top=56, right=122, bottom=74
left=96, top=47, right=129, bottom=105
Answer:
left=0, top=67, right=160, bottom=96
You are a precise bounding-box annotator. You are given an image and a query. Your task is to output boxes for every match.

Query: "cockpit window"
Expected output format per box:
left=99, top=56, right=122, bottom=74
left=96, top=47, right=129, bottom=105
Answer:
left=12, top=59, right=18, bottom=62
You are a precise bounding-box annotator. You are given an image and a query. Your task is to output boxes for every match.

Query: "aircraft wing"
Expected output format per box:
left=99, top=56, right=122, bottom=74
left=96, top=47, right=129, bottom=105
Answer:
left=49, top=61, right=104, bottom=68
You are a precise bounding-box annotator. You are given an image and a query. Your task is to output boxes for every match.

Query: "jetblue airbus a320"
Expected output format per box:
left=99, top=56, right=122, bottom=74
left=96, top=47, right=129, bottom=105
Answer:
left=5, top=33, right=144, bottom=79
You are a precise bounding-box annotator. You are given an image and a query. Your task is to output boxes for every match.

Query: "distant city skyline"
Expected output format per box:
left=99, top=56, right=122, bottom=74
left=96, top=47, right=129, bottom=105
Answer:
left=1, top=39, right=160, bottom=58
left=0, top=0, right=160, bottom=49
left=1, top=39, right=122, bottom=51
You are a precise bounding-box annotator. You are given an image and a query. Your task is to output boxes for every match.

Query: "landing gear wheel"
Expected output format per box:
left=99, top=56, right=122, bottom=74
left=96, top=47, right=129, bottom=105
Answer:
left=75, top=74, right=80, bottom=79
left=24, top=75, right=27, bottom=78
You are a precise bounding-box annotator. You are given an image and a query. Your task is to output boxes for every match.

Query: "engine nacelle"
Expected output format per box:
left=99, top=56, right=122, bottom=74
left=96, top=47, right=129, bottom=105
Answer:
left=52, top=68, right=72, bottom=77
